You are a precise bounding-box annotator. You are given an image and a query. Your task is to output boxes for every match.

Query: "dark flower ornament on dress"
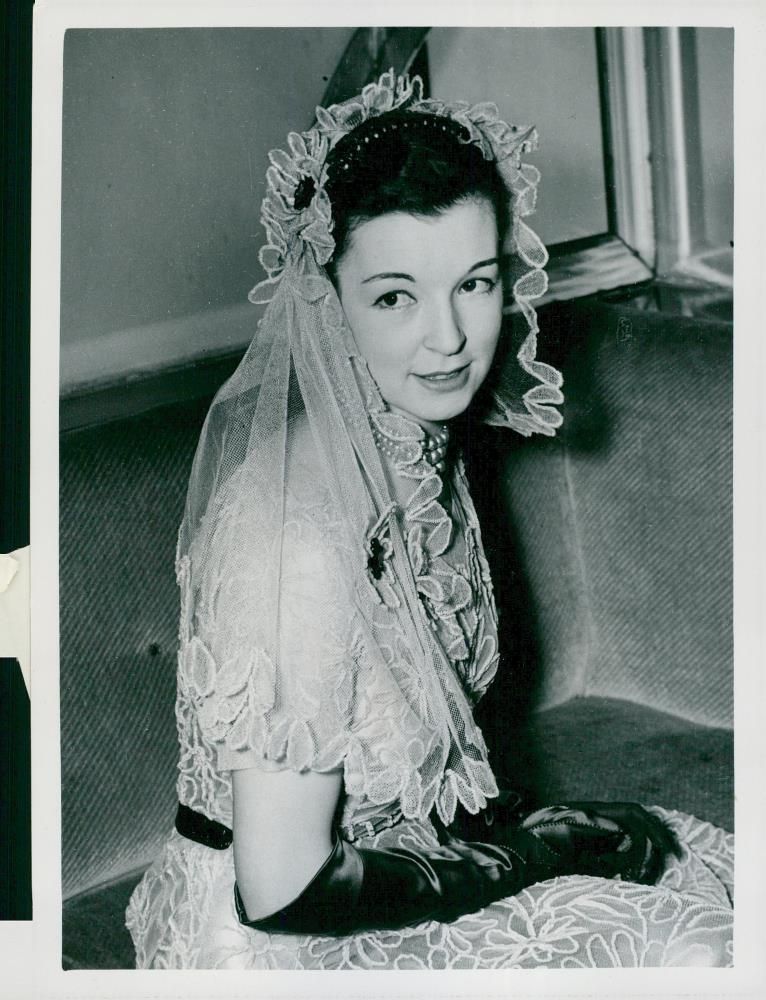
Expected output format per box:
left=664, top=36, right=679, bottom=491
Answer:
left=364, top=504, right=399, bottom=608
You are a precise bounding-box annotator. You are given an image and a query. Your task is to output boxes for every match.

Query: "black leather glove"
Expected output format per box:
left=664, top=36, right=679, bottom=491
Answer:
left=520, top=801, right=681, bottom=886
left=235, top=801, right=680, bottom=937
left=453, top=795, right=679, bottom=886
left=448, top=775, right=524, bottom=842
left=235, top=826, right=565, bottom=936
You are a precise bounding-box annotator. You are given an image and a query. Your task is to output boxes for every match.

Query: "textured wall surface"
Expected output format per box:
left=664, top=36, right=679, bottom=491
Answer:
left=697, top=28, right=734, bottom=248
left=428, top=26, right=608, bottom=246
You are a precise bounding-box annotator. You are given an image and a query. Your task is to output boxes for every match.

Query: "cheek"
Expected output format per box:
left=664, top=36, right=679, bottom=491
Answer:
left=470, top=303, right=503, bottom=362
left=341, top=301, right=376, bottom=361
left=343, top=307, right=407, bottom=377
left=369, top=335, right=416, bottom=382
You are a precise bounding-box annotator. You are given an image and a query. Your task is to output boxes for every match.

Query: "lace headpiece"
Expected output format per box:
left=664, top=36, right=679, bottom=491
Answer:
left=174, top=70, right=564, bottom=828
left=249, top=69, right=562, bottom=436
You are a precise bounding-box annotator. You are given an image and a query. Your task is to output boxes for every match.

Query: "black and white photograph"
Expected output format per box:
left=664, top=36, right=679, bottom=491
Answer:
left=6, top=2, right=765, bottom=996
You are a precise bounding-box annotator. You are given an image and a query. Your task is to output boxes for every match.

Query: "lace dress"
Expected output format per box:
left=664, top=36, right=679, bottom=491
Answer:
left=125, top=418, right=734, bottom=970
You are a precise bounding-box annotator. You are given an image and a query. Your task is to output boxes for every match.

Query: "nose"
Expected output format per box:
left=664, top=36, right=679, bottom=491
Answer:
left=422, top=297, right=466, bottom=356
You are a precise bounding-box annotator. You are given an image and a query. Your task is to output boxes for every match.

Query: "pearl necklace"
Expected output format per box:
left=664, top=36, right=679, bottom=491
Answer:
left=371, top=422, right=450, bottom=473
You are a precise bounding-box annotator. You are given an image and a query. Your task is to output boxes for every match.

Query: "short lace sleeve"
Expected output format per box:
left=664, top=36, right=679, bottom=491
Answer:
left=183, top=451, right=359, bottom=777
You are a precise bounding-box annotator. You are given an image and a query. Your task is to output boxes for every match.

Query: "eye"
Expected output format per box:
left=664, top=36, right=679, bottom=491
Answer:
left=374, top=290, right=415, bottom=310
left=459, top=276, right=497, bottom=295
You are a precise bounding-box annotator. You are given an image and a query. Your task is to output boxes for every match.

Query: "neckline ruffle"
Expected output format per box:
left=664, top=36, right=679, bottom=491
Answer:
left=368, top=409, right=499, bottom=695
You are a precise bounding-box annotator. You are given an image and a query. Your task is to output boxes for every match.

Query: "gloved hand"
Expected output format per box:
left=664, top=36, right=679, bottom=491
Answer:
left=450, top=794, right=680, bottom=886
left=520, top=801, right=682, bottom=885
left=235, top=800, right=680, bottom=937
left=236, top=823, right=567, bottom=936
left=446, top=775, right=523, bottom=842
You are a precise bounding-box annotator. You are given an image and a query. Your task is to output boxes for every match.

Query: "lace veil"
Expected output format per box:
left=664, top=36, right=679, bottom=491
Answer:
left=175, top=71, right=563, bottom=825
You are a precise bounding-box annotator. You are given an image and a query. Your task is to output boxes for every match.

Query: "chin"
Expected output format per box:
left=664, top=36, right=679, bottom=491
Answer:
left=417, top=382, right=484, bottom=424
left=422, top=402, right=473, bottom=424
left=406, top=393, right=478, bottom=427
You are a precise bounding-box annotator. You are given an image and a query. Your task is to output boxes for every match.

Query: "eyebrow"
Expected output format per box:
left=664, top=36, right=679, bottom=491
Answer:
left=360, top=257, right=500, bottom=284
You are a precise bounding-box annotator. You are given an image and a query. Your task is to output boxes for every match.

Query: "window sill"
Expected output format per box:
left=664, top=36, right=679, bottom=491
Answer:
left=504, top=235, right=653, bottom=318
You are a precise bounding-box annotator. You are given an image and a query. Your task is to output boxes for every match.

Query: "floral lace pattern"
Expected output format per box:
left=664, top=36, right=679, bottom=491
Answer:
left=126, top=807, right=733, bottom=969
left=370, top=409, right=500, bottom=702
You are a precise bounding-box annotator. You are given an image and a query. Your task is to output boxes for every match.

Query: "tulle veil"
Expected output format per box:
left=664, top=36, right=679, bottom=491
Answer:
left=173, top=70, right=563, bottom=824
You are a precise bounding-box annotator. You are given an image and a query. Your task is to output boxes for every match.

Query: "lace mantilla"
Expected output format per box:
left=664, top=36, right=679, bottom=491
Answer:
left=173, top=70, right=564, bottom=836
left=249, top=68, right=563, bottom=439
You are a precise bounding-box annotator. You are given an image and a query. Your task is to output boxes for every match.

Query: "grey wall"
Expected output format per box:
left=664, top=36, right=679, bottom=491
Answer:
left=428, top=27, right=609, bottom=247
left=61, top=28, right=353, bottom=356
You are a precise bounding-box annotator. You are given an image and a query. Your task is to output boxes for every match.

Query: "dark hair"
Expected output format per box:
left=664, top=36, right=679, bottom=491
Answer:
left=322, top=110, right=511, bottom=282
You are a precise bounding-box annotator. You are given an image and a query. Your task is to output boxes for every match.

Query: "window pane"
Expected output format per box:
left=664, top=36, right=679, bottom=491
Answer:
left=427, top=27, right=609, bottom=246
left=696, top=28, right=733, bottom=249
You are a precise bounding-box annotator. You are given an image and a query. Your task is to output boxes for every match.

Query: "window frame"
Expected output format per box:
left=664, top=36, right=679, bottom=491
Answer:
left=526, top=26, right=655, bottom=311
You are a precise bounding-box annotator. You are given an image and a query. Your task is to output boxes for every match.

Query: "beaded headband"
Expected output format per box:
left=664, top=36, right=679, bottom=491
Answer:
left=294, top=111, right=472, bottom=211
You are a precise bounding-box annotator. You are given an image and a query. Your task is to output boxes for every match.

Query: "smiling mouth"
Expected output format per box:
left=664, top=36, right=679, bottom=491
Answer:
left=415, top=364, right=469, bottom=382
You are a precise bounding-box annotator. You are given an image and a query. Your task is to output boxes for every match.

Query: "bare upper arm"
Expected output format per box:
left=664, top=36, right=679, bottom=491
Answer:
left=227, top=417, right=347, bottom=919
left=232, top=766, right=343, bottom=920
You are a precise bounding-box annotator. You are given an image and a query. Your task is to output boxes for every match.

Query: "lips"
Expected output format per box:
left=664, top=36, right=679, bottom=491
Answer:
left=413, top=364, right=471, bottom=393
left=415, top=364, right=469, bottom=381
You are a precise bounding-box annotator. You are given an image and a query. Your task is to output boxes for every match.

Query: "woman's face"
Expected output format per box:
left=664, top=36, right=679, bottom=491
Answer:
left=335, top=197, right=503, bottom=434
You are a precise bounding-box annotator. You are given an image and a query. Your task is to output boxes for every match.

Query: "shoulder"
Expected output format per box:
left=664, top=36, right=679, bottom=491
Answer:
left=202, top=412, right=350, bottom=598
left=284, top=411, right=326, bottom=494
left=213, top=412, right=328, bottom=537
left=281, top=412, right=353, bottom=581
left=283, top=413, right=340, bottom=540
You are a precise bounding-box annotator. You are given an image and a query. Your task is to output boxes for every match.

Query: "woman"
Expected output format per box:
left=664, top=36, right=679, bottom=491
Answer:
left=126, top=70, right=733, bottom=969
